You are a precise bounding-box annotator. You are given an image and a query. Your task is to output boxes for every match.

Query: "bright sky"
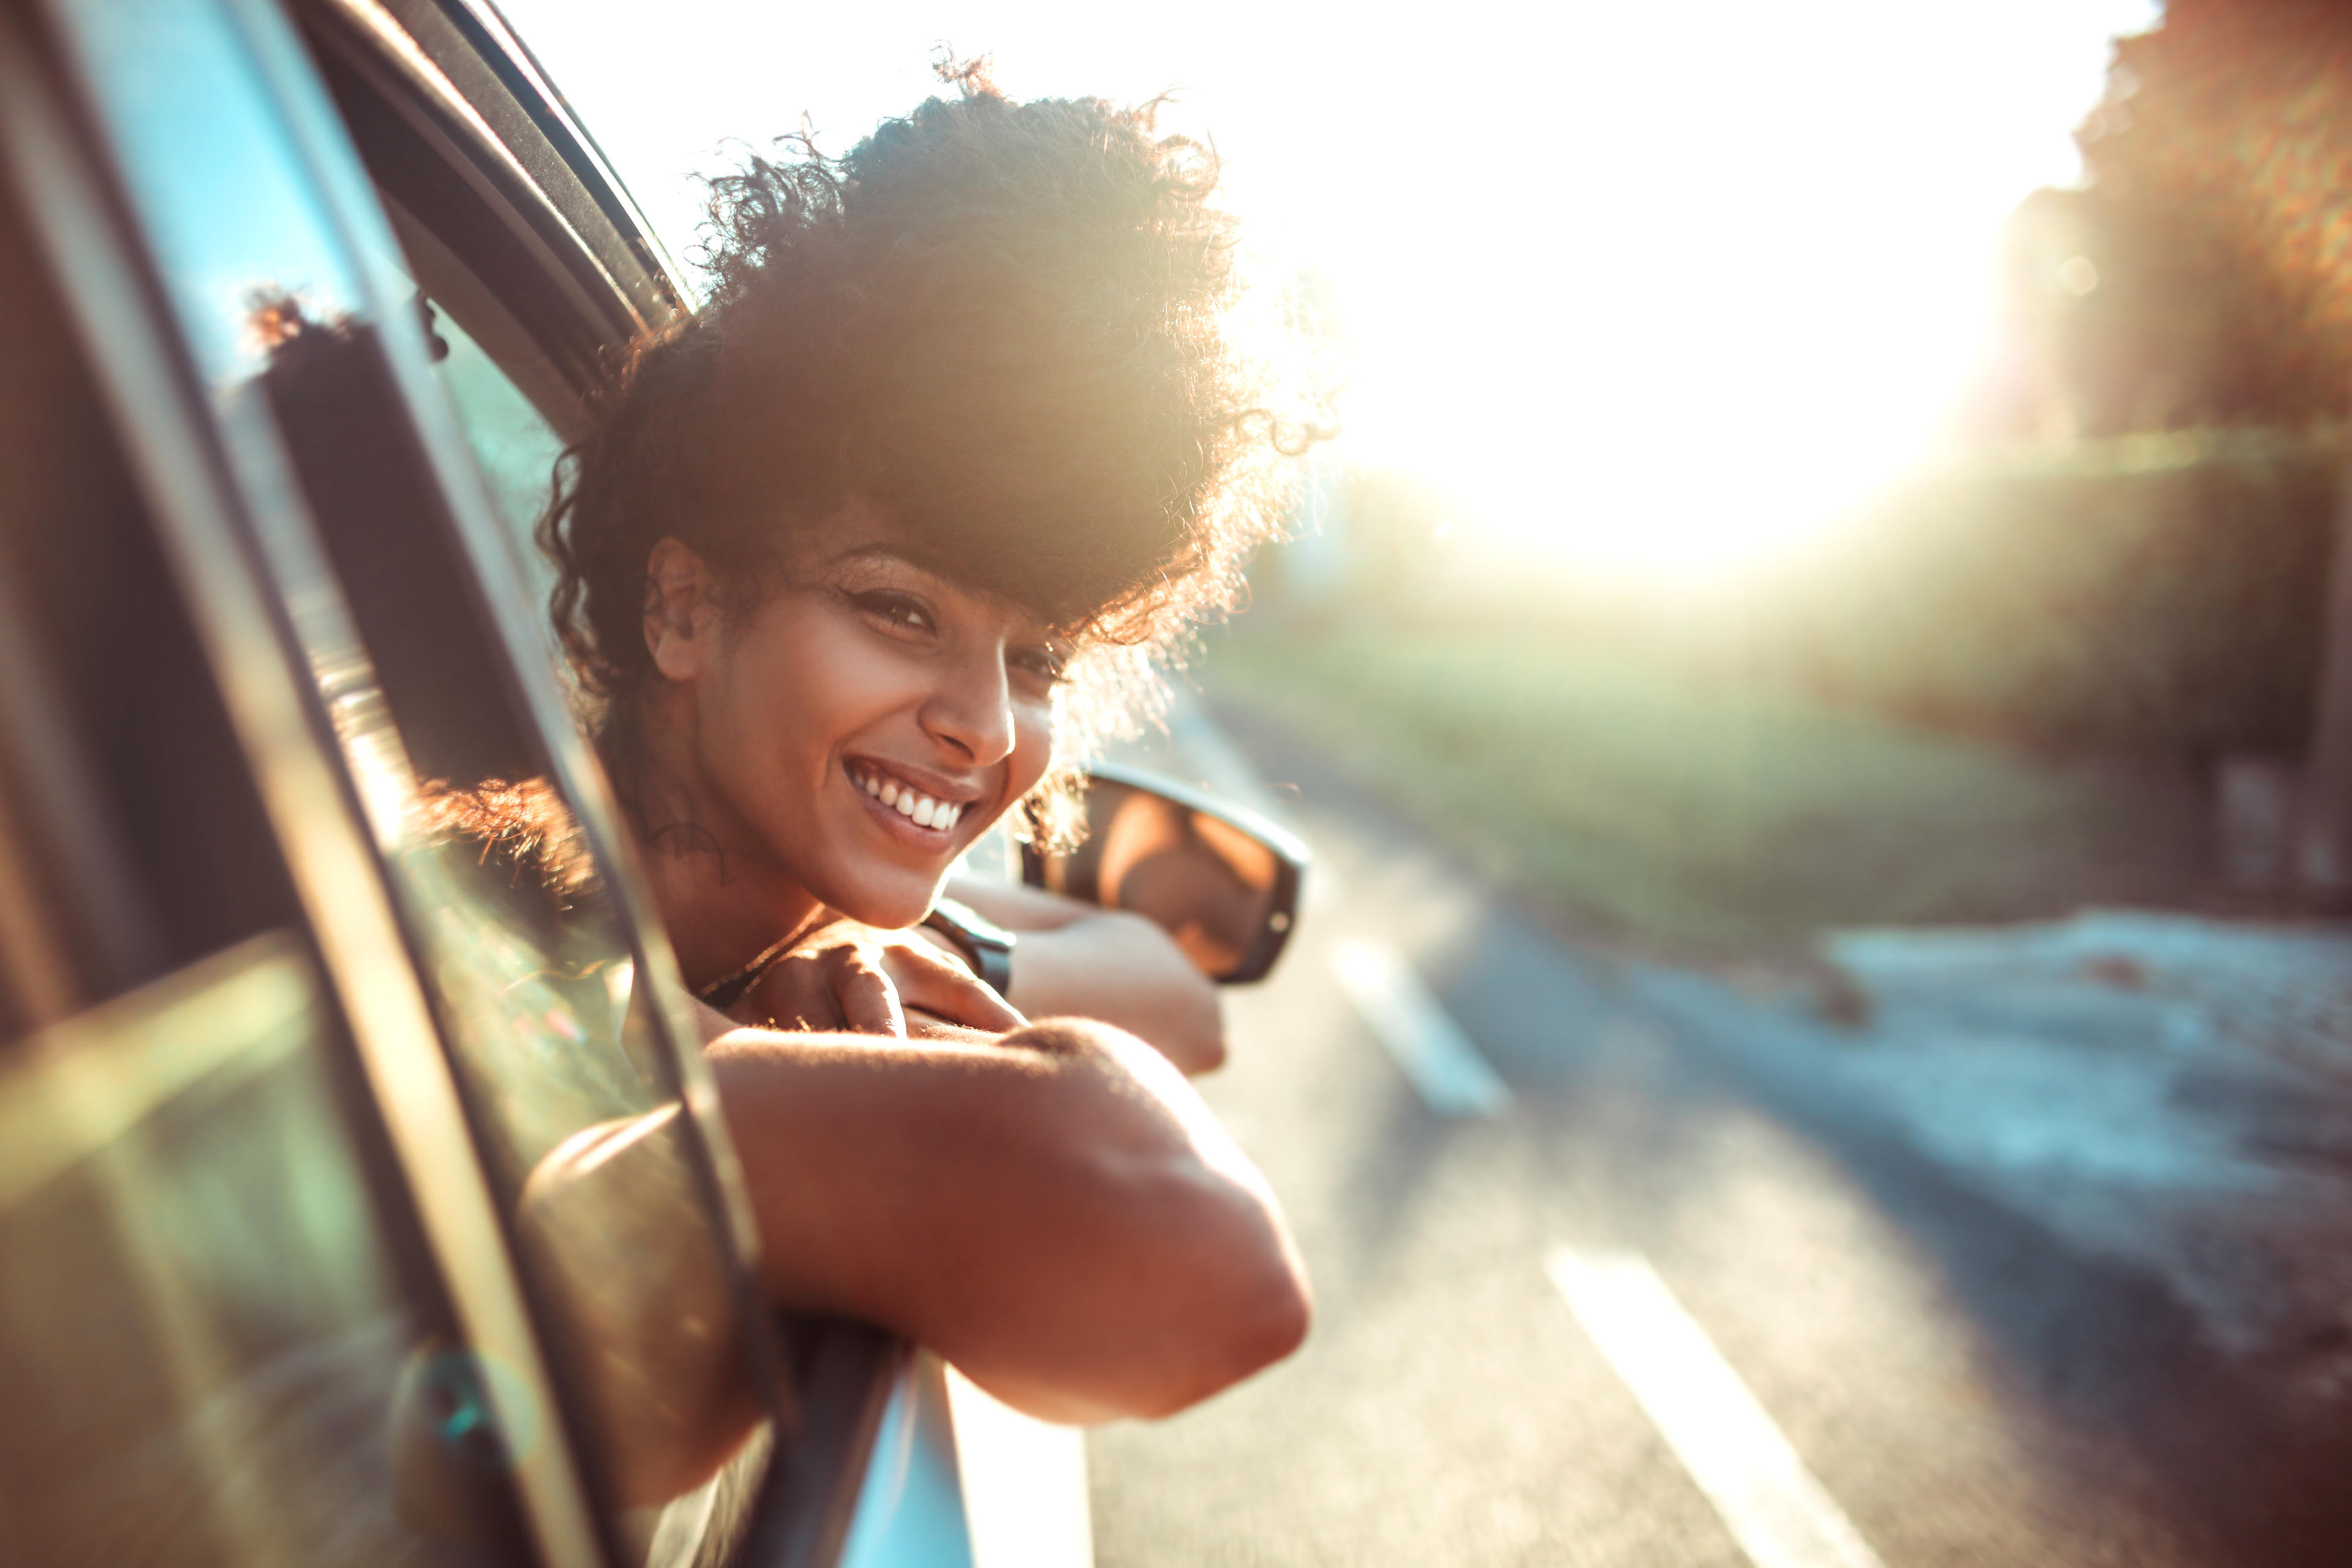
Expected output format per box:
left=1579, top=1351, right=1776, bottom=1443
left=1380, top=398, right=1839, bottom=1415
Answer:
left=498, top=0, right=2160, bottom=579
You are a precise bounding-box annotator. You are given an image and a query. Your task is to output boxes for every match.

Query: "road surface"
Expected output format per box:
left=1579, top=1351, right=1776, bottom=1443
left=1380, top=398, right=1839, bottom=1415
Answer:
left=1085, top=698, right=2352, bottom=1568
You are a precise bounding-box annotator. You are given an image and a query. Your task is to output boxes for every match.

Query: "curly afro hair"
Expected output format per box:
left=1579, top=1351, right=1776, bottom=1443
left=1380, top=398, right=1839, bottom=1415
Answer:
left=543, top=67, right=1324, bottom=805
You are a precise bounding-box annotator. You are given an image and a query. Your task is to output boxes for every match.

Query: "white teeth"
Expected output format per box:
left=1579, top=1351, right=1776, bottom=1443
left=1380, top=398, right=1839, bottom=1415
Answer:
left=857, top=765, right=962, bottom=831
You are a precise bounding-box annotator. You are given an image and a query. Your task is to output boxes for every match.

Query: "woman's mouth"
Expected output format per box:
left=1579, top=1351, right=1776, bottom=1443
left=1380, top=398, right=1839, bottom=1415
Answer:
left=845, top=760, right=971, bottom=838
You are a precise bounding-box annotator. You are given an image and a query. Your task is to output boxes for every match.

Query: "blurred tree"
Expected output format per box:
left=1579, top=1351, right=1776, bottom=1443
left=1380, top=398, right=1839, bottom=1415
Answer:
left=1969, top=185, right=2263, bottom=439
left=2076, top=0, right=2352, bottom=428
left=2058, top=0, right=2352, bottom=894
left=1967, top=1, right=2352, bottom=442
left=1957, top=2, right=2352, bottom=892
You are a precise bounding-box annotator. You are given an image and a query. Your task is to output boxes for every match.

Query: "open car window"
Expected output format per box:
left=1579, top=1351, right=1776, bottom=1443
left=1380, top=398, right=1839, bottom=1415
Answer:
left=298, top=7, right=1011, bottom=1563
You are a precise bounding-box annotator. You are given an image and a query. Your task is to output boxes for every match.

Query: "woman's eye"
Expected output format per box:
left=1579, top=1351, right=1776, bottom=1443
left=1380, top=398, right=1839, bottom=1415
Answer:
left=854, top=592, right=935, bottom=635
left=1011, top=646, right=1068, bottom=684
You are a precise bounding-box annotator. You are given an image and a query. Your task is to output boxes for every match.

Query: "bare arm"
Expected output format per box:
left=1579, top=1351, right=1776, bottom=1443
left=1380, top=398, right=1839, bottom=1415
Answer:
left=701, top=1014, right=1309, bottom=1423
left=944, top=876, right=1227, bottom=1074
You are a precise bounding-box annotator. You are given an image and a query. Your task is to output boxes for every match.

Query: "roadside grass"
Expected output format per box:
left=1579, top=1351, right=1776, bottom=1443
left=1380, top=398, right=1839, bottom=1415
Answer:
left=1203, top=624, right=2212, bottom=959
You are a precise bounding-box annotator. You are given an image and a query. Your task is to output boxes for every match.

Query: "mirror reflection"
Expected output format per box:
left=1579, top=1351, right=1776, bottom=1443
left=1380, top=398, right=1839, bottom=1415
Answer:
left=1032, top=772, right=1301, bottom=983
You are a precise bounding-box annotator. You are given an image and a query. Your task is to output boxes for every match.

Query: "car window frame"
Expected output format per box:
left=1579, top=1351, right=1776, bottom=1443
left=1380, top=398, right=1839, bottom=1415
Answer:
left=0, top=89, right=570, bottom=1564
left=0, top=2, right=612, bottom=1561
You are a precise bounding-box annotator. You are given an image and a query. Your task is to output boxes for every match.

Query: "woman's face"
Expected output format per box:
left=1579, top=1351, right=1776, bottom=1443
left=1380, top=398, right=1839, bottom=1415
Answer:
left=652, top=498, right=1065, bottom=929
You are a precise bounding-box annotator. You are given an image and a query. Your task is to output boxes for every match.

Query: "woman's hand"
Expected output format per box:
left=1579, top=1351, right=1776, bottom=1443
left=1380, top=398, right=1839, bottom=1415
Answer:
left=736, top=921, right=1026, bottom=1038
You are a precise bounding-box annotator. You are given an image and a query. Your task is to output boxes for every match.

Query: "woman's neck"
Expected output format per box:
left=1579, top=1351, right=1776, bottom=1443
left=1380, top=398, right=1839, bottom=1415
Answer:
left=606, top=692, right=828, bottom=994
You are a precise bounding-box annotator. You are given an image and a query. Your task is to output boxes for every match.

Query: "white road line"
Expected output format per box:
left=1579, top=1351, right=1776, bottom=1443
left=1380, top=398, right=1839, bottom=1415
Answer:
left=1545, top=1248, right=1888, bottom=1568
left=1328, top=937, right=1511, bottom=1117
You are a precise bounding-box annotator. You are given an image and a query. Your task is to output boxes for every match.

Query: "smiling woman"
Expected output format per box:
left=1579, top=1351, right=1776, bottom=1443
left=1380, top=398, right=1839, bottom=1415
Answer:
left=451, top=66, right=1323, bottom=1431
left=541, top=70, right=1317, bottom=983
left=528, top=69, right=1316, bottom=1022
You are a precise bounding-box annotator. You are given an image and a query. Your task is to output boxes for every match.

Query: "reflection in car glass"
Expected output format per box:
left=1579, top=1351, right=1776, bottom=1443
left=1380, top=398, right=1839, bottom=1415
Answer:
left=249, top=312, right=771, bottom=1554
left=0, top=939, right=510, bottom=1566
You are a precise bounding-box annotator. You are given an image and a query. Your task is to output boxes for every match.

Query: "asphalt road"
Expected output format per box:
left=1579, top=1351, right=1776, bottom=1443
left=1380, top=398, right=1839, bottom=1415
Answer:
left=1084, top=700, right=2352, bottom=1568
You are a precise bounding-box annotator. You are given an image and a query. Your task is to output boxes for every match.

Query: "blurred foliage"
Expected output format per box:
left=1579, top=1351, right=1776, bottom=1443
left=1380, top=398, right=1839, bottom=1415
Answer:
left=1771, top=429, right=2338, bottom=754
left=1213, top=1, right=2352, bottom=949
left=1205, top=627, right=2209, bottom=955
left=1263, top=431, right=2339, bottom=758
left=1975, top=0, right=2352, bottom=437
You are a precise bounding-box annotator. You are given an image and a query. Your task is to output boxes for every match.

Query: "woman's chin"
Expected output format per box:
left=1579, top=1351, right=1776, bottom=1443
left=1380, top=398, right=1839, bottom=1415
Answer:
left=825, top=873, right=946, bottom=933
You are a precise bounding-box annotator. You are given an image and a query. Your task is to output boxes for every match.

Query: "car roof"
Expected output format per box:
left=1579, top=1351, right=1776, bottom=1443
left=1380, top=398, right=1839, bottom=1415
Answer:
left=306, top=0, right=691, bottom=339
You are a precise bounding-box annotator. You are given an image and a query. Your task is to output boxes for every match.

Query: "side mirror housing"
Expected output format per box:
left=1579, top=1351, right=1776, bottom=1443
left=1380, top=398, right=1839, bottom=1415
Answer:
left=1022, top=763, right=1308, bottom=984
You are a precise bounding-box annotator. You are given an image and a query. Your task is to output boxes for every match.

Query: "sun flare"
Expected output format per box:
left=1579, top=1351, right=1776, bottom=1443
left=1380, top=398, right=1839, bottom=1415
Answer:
left=497, top=0, right=2160, bottom=582
left=1297, top=2, right=2161, bottom=582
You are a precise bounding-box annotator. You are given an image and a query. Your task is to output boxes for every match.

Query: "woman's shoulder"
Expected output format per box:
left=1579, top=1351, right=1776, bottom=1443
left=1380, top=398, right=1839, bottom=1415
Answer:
left=413, top=776, right=604, bottom=911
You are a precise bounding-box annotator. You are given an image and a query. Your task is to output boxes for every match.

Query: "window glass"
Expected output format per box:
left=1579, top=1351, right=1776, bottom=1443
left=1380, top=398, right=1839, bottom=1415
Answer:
left=0, top=940, right=510, bottom=1567
left=424, top=300, right=567, bottom=620
left=0, top=154, right=520, bottom=1563
left=285, top=39, right=786, bottom=1547
left=55, top=0, right=361, bottom=385
left=26, top=0, right=776, bottom=1542
left=255, top=301, right=772, bottom=1563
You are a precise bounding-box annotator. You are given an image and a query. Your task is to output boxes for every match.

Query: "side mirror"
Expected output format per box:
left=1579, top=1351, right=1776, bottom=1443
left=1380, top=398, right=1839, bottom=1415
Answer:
left=1022, top=763, right=1308, bottom=984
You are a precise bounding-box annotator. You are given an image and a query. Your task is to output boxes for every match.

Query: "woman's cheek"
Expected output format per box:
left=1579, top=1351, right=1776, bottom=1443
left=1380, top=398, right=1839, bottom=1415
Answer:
left=1008, top=695, right=1057, bottom=796
left=786, top=618, right=924, bottom=744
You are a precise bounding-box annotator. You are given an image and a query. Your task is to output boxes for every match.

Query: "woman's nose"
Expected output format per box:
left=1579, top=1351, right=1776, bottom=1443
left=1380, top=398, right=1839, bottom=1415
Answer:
left=919, top=647, right=1017, bottom=765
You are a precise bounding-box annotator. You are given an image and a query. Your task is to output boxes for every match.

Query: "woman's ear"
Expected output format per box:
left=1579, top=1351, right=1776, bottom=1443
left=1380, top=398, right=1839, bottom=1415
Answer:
left=644, top=538, right=716, bottom=682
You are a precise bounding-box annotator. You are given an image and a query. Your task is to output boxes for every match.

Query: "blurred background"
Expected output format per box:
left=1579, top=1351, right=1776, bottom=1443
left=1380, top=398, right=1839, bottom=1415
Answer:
left=503, top=1, right=2352, bottom=1562
left=502, top=0, right=2352, bottom=951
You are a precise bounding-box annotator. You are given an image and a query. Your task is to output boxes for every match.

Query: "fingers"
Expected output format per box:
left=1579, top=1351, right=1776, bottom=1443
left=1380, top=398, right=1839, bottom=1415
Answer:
left=743, top=952, right=843, bottom=1032
left=744, top=946, right=906, bottom=1038
left=886, top=941, right=1026, bottom=1033
left=737, top=927, right=1008, bottom=1039
left=901, top=1007, right=1002, bottom=1044
left=829, top=945, right=907, bottom=1039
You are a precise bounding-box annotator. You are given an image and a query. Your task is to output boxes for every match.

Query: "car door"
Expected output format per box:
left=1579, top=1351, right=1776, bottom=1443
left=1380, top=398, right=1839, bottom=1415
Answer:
left=0, top=0, right=955, bottom=1563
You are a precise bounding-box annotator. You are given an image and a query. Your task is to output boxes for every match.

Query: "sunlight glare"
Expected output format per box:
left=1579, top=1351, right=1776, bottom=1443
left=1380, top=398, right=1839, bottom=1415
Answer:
left=494, top=0, right=2160, bottom=581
